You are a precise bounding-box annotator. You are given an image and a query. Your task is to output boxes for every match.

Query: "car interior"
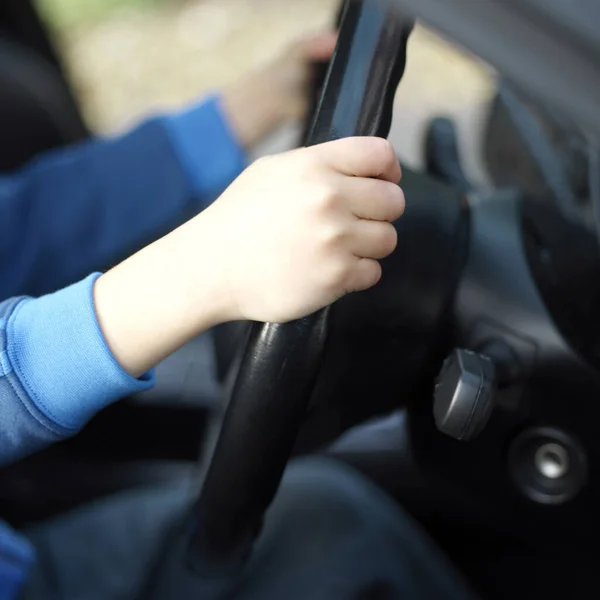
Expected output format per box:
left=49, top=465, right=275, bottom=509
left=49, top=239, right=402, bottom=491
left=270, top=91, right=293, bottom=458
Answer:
left=1, top=0, right=600, bottom=598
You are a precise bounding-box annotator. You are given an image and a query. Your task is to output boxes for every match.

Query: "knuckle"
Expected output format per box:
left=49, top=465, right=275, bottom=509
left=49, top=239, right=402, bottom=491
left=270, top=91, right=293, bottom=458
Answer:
left=370, top=137, right=396, bottom=166
left=312, top=182, right=341, bottom=212
left=320, top=222, right=346, bottom=249
left=380, top=224, right=398, bottom=256
left=376, top=182, right=405, bottom=221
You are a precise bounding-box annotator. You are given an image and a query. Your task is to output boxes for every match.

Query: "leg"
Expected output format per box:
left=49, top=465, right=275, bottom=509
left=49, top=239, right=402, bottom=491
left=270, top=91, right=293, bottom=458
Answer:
left=21, top=479, right=197, bottom=600
left=22, top=458, right=476, bottom=600
left=227, top=457, right=477, bottom=600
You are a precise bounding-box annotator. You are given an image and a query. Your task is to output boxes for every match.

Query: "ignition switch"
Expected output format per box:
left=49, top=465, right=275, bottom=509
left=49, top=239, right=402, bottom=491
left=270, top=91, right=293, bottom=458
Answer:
left=434, top=339, right=521, bottom=441
left=433, top=348, right=496, bottom=441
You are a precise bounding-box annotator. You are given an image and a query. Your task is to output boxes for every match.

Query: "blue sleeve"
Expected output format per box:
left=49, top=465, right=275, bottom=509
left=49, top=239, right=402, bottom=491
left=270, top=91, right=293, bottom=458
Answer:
left=0, top=95, right=247, bottom=301
left=0, top=521, right=34, bottom=600
left=0, top=275, right=154, bottom=467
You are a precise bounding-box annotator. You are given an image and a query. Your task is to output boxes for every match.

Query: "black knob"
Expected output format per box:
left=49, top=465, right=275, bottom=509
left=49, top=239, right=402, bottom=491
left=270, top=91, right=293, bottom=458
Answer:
left=434, top=349, right=496, bottom=441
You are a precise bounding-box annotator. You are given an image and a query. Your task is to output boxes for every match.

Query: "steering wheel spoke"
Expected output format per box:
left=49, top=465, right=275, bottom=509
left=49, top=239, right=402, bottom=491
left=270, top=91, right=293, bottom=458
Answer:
left=186, top=0, right=413, bottom=578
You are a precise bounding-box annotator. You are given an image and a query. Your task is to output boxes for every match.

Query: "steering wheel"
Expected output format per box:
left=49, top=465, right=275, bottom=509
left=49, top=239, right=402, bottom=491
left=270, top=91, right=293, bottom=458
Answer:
left=186, top=0, right=413, bottom=578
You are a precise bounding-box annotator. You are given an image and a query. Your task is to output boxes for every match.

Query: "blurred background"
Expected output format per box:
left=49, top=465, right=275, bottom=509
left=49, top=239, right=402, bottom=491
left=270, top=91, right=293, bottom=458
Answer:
left=34, top=0, right=495, bottom=182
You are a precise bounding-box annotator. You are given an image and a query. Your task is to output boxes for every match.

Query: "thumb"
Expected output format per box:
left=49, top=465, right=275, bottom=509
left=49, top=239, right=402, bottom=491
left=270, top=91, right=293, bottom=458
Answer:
left=310, top=137, right=402, bottom=184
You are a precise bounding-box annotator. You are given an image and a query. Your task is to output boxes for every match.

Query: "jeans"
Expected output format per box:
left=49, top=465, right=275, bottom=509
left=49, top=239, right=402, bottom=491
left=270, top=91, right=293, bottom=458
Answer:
left=22, top=457, right=476, bottom=600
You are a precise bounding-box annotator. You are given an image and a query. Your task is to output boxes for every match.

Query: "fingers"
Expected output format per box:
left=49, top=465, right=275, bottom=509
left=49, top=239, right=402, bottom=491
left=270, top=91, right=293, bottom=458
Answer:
left=347, top=259, right=382, bottom=293
left=299, top=32, right=338, bottom=61
left=342, top=177, right=405, bottom=222
left=351, top=220, right=398, bottom=260
left=312, top=137, right=401, bottom=184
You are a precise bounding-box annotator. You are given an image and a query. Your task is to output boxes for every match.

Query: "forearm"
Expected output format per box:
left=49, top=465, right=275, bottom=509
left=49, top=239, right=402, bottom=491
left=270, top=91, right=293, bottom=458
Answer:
left=93, top=209, right=235, bottom=378
left=0, top=135, right=403, bottom=465
left=0, top=202, right=232, bottom=465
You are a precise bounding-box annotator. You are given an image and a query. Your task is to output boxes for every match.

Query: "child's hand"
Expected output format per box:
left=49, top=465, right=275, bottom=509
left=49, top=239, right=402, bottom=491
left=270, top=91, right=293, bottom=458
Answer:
left=263, top=32, right=339, bottom=123
left=94, top=137, right=404, bottom=377
left=221, top=31, right=338, bottom=148
left=200, top=136, right=405, bottom=323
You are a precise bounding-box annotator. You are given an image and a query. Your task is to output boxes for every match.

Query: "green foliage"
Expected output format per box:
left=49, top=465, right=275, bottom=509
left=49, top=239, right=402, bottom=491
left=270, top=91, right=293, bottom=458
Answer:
left=35, top=0, right=169, bottom=30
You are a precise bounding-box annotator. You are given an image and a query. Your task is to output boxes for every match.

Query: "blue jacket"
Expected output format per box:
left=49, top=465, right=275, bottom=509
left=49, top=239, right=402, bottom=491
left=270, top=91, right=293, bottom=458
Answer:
left=0, top=96, right=247, bottom=598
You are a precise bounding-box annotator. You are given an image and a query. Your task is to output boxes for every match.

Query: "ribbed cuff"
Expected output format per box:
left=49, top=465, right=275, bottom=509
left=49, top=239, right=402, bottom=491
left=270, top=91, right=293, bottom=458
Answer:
left=6, top=274, right=155, bottom=431
left=164, top=95, right=248, bottom=206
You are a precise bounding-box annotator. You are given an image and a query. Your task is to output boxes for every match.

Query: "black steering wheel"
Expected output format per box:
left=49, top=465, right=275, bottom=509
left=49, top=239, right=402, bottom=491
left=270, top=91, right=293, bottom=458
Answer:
left=187, top=0, right=413, bottom=579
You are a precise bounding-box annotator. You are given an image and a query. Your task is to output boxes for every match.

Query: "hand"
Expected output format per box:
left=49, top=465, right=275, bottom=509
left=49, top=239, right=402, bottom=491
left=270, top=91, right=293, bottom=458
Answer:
left=263, top=32, right=339, bottom=122
left=94, top=137, right=404, bottom=376
left=221, top=32, right=338, bottom=148
left=197, top=136, right=405, bottom=323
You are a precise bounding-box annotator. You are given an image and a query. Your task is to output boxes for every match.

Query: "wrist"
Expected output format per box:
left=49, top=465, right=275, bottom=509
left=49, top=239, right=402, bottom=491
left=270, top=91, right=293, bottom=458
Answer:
left=94, top=216, right=238, bottom=378
left=166, top=211, right=241, bottom=327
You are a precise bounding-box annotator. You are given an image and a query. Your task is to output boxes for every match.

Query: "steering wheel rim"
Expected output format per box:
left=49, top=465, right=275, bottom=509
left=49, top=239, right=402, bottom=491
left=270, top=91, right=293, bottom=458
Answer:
left=187, top=0, right=413, bottom=578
